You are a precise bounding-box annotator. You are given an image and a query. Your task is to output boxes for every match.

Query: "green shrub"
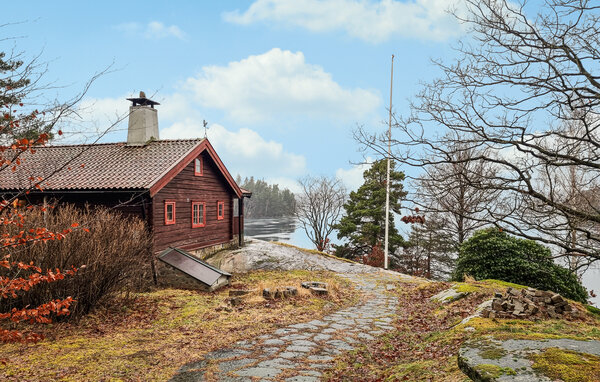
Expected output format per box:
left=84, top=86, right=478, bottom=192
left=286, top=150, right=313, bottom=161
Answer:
left=452, top=229, right=588, bottom=303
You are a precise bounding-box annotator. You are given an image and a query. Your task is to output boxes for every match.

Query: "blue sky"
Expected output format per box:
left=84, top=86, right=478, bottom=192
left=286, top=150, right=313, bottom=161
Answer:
left=4, top=0, right=462, bottom=192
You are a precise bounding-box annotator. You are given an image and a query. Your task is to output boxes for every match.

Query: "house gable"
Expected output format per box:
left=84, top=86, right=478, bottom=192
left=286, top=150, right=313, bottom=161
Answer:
left=148, top=139, right=242, bottom=199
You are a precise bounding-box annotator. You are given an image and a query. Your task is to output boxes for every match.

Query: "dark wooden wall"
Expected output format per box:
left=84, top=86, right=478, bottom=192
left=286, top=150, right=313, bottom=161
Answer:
left=152, top=151, right=235, bottom=253
left=17, top=191, right=151, bottom=221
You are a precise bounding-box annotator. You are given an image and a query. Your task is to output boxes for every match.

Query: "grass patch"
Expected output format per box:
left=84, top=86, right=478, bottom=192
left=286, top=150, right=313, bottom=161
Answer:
left=474, top=364, right=516, bottom=378
left=480, top=279, right=528, bottom=289
left=586, top=304, right=600, bottom=318
left=453, top=282, right=482, bottom=294
left=0, top=270, right=357, bottom=382
left=479, top=348, right=506, bottom=360
left=529, top=348, right=600, bottom=382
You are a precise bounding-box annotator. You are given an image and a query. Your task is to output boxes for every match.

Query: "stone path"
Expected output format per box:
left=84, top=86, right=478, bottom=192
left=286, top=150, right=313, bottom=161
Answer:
left=170, top=272, right=406, bottom=382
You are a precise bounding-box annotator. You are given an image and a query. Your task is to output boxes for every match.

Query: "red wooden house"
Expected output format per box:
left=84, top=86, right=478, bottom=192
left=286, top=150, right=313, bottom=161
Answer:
left=0, top=95, right=250, bottom=288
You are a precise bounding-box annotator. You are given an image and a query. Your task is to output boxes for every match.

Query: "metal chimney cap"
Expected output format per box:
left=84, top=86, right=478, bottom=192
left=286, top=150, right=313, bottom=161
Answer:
left=127, top=91, right=160, bottom=108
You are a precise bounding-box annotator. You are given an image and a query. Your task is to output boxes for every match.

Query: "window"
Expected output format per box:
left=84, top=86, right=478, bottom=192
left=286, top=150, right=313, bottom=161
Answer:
left=217, top=201, right=225, bottom=220
left=164, top=201, right=176, bottom=225
left=192, top=202, right=206, bottom=228
left=233, top=198, right=239, bottom=217
left=194, top=157, right=203, bottom=176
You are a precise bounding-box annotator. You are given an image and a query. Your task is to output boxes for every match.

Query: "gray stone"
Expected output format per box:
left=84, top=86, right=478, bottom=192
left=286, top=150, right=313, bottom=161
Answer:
left=274, top=328, right=298, bottom=335
left=262, top=346, right=280, bottom=355
left=236, top=367, right=282, bottom=378
left=285, top=376, right=320, bottom=382
left=326, top=339, right=353, bottom=351
left=307, top=319, right=328, bottom=326
left=301, top=281, right=328, bottom=289
left=357, top=332, right=375, bottom=341
left=280, top=333, right=311, bottom=341
left=205, top=349, right=250, bottom=360
left=307, top=355, right=333, bottom=361
left=430, top=286, right=469, bottom=303
left=313, top=334, right=331, bottom=341
left=310, top=287, right=328, bottom=296
left=290, top=340, right=316, bottom=347
left=218, top=358, right=256, bottom=372
left=330, top=323, right=350, bottom=330
left=263, top=338, right=285, bottom=346
left=286, top=345, right=314, bottom=352
left=289, top=322, right=319, bottom=330
left=256, top=358, right=295, bottom=369
left=279, top=351, right=304, bottom=359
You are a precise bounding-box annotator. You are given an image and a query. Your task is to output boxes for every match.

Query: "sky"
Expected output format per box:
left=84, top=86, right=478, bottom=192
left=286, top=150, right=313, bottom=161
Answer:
left=2, top=0, right=462, bottom=193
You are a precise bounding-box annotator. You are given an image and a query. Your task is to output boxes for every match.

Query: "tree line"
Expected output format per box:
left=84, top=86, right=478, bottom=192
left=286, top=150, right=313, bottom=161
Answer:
left=236, top=176, right=296, bottom=218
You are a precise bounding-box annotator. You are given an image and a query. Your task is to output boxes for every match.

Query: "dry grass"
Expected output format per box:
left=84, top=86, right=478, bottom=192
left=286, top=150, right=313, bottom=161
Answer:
left=0, top=270, right=358, bottom=382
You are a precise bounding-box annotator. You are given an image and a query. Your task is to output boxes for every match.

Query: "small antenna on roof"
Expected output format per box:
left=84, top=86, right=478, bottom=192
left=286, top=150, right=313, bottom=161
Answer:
left=203, top=120, right=209, bottom=138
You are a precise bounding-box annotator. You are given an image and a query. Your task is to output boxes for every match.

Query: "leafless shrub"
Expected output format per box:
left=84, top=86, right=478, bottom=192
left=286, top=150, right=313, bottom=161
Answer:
left=0, top=204, right=152, bottom=318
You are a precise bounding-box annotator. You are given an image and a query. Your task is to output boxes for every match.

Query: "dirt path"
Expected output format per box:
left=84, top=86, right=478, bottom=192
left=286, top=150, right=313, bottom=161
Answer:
left=170, top=272, right=407, bottom=382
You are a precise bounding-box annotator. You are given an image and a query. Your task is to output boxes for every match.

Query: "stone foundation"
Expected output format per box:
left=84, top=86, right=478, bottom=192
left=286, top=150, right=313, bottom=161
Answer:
left=154, top=239, right=239, bottom=290
left=155, top=261, right=211, bottom=290
left=188, top=239, right=239, bottom=260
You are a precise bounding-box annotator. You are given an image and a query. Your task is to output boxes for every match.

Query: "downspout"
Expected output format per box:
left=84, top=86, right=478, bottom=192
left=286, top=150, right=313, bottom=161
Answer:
left=238, top=197, right=243, bottom=247
left=141, top=194, right=158, bottom=286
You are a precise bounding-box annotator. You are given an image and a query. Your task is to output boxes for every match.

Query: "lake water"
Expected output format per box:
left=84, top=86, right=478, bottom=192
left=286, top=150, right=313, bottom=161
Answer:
left=245, top=217, right=600, bottom=307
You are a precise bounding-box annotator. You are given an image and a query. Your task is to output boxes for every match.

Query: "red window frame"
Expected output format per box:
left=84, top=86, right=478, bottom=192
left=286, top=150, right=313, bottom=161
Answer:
left=164, top=201, right=176, bottom=225
left=194, top=157, right=203, bottom=176
left=217, top=201, right=225, bottom=220
left=191, top=201, right=206, bottom=228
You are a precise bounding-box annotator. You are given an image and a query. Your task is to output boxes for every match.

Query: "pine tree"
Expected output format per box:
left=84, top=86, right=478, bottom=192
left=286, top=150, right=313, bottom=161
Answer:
left=400, top=213, right=456, bottom=279
left=334, top=159, right=407, bottom=264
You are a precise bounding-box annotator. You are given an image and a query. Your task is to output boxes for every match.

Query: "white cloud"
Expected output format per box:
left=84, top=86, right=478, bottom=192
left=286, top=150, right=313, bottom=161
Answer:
left=224, top=0, right=465, bottom=43
left=114, top=21, right=186, bottom=40
left=263, top=177, right=302, bottom=193
left=162, top=120, right=307, bottom=181
left=335, top=159, right=372, bottom=191
left=184, top=48, right=380, bottom=123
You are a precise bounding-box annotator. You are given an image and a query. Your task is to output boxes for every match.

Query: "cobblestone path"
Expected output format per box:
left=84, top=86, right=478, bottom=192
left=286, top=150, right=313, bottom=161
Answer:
left=170, top=272, right=405, bottom=382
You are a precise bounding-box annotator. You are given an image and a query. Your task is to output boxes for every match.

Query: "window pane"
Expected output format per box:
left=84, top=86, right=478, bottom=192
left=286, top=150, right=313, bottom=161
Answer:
left=195, top=158, right=202, bottom=174
left=192, top=203, right=204, bottom=226
left=166, top=204, right=173, bottom=221
left=233, top=199, right=239, bottom=217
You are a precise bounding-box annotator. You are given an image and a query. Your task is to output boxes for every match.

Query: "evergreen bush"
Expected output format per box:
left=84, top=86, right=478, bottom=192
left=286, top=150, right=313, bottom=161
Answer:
left=452, top=229, right=588, bottom=303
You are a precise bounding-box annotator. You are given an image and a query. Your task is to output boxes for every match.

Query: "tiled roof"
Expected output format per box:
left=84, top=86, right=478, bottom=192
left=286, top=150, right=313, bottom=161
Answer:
left=0, top=139, right=204, bottom=191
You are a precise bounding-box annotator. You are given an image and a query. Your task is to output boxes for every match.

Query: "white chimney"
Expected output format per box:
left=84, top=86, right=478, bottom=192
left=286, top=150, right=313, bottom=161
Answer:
left=126, top=91, right=160, bottom=146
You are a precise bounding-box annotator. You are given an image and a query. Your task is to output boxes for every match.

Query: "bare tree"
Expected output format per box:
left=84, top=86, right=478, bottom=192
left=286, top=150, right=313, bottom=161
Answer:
left=416, top=138, right=497, bottom=247
left=295, top=176, right=346, bottom=252
left=356, top=0, right=600, bottom=269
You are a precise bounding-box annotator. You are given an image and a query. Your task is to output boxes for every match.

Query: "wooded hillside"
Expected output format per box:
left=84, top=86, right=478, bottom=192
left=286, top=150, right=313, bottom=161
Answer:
left=236, top=176, right=296, bottom=218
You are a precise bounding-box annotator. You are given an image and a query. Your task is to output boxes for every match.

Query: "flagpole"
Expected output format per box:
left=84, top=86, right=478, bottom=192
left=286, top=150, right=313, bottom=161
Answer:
left=384, top=54, right=394, bottom=270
